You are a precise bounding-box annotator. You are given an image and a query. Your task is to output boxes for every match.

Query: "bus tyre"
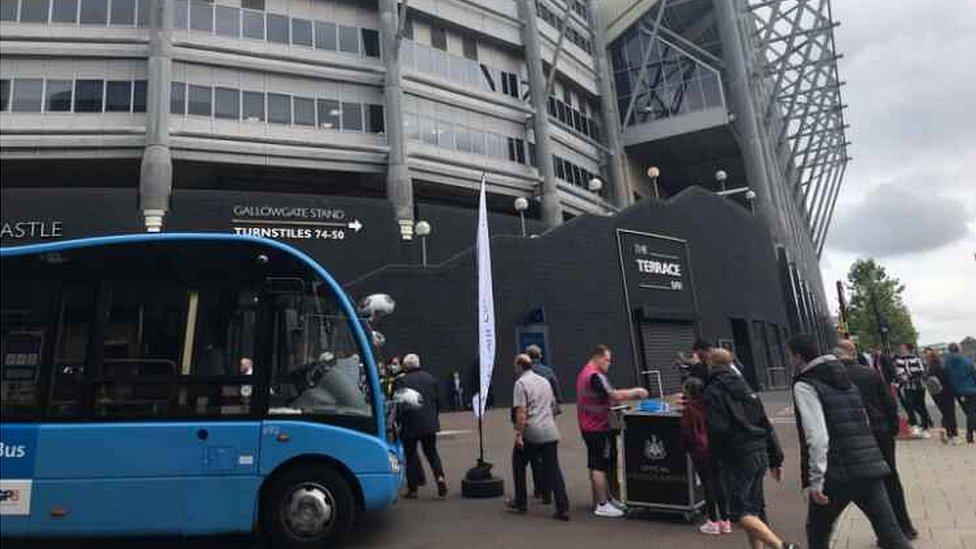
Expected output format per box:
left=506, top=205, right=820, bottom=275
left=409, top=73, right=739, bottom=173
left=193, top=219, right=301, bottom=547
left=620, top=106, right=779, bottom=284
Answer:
left=264, top=464, right=356, bottom=548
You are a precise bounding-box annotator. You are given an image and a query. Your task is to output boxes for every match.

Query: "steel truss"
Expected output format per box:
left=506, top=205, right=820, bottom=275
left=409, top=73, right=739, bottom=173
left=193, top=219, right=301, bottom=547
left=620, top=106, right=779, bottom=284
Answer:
left=747, top=0, right=849, bottom=256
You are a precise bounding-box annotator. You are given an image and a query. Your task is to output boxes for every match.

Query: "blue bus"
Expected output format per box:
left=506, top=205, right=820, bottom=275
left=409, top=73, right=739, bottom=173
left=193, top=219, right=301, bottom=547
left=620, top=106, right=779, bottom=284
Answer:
left=0, top=233, right=401, bottom=546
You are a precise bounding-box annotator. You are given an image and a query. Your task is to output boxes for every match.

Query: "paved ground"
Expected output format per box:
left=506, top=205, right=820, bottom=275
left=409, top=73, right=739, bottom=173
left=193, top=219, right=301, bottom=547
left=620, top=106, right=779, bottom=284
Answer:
left=9, top=390, right=974, bottom=548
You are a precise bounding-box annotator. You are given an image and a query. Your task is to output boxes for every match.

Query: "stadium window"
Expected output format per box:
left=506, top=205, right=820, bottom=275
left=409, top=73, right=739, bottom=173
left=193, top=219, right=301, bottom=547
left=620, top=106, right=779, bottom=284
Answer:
left=462, top=34, right=478, bottom=60
left=170, top=81, right=186, bottom=114
left=293, top=96, right=315, bottom=126
left=316, top=98, right=340, bottom=129
left=187, top=84, right=212, bottom=116
left=136, top=0, right=147, bottom=26
left=341, top=101, right=362, bottom=131
left=110, top=0, right=135, bottom=25
left=430, top=25, right=447, bottom=51
left=240, top=0, right=262, bottom=9
left=173, top=0, right=187, bottom=29
left=338, top=25, right=359, bottom=54
left=74, top=79, right=104, bottom=112
left=0, top=0, right=17, bottom=21
left=80, top=0, right=107, bottom=24
left=291, top=17, right=313, bottom=47
left=51, top=0, right=77, bottom=22
left=189, top=0, right=212, bottom=32
left=105, top=80, right=132, bottom=112
left=214, top=87, right=239, bottom=120
left=507, top=73, right=519, bottom=98
left=45, top=79, right=73, bottom=112
left=266, top=13, right=289, bottom=44
left=362, top=28, right=380, bottom=57
left=215, top=5, right=240, bottom=37
left=366, top=104, right=385, bottom=134
left=480, top=65, right=496, bottom=92
left=20, top=0, right=50, bottom=23
left=267, top=92, right=291, bottom=124
left=132, top=80, right=147, bottom=112
left=0, top=79, right=10, bottom=111
left=241, top=90, right=264, bottom=122
left=241, top=9, right=263, bottom=39
left=314, top=20, right=337, bottom=50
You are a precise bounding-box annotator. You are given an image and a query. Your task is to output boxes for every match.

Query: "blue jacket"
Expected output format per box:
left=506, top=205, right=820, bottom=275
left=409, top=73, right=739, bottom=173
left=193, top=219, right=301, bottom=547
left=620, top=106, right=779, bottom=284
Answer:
left=944, top=353, right=976, bottom=396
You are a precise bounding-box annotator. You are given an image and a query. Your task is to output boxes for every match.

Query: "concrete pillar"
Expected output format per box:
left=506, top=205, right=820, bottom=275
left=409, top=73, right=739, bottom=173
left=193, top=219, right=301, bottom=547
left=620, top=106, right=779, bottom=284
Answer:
left=379, top=0, right=415, bottom=240
left=516, top=0, right=562, bottom=227
left=139, top=0, right=174, bottom=232
left=712, top=0, right=786, bottom=241
left=589, top=1, right=630, bottom=209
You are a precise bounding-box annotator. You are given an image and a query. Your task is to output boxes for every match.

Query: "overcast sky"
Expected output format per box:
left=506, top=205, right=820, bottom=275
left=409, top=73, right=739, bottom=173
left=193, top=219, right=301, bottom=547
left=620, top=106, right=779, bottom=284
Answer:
left=819, top=1, right=976, bottom=344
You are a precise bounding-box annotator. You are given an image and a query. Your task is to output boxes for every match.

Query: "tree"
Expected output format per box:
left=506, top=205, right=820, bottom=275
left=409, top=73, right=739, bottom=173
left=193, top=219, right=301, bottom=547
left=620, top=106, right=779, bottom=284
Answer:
left=845, top=259, right=918, bottom=352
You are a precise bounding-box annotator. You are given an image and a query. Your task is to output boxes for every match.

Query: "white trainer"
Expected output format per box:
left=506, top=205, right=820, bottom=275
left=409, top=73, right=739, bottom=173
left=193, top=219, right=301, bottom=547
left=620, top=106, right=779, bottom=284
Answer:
left=609, top=497, right=628, bottom=511
left=699, top=520, right=722, bottom=535
left=594, top=502, right=625, bottom=518
left=920, top=429, right=932, bottom=439
left=909, top=426, right=921, bottom=438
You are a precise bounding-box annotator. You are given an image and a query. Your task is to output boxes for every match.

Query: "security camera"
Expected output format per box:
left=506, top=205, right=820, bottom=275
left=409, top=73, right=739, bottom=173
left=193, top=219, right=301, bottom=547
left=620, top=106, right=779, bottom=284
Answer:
left=359, top=293, right=396, bottom=320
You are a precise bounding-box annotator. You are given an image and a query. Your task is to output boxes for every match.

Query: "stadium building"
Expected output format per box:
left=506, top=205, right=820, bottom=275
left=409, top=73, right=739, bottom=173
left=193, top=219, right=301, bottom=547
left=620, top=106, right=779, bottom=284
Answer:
left=1, top=0, right=849, bottom=400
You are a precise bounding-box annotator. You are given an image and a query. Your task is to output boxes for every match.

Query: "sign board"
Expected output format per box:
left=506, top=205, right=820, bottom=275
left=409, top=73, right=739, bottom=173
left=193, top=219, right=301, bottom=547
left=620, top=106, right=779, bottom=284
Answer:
left=616, top=229, right=696, bottom=318
left=622, top=413, right=701, bottom=510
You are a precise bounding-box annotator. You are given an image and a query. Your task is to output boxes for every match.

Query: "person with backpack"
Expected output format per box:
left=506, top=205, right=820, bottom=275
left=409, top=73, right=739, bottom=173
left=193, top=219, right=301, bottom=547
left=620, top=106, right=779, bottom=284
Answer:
left=787, top=335, right=912, bottom=549
left=704, top=349, right=796, bottom=549
left=923, top=347, right=959, bottom=444
left=943, top=342, right=976, bottom=444
left=681, top=377, right=731, bottom=536
left=892, top=343, right=933, bottom=439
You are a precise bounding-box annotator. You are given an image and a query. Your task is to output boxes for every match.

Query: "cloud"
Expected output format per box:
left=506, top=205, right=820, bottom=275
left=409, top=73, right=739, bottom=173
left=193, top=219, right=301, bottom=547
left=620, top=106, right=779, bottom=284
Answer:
left=827, top=184, right=970, bottom=256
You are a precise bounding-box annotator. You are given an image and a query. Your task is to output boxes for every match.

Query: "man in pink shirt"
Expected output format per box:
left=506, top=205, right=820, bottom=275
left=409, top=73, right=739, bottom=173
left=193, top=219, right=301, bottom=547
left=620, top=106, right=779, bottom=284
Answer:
left=576, top=344, right=648, bottom=518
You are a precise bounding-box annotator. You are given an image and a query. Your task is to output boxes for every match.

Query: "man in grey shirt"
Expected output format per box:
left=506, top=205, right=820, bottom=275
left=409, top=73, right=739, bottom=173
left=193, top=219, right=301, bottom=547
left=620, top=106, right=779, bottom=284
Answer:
left=506, top=354, right=570, bottom=520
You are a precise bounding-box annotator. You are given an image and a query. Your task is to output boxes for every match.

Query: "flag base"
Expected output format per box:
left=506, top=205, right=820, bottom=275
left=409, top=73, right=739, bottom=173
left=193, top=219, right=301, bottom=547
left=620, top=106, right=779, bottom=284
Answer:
left=461, top=460, right=504, bottom=499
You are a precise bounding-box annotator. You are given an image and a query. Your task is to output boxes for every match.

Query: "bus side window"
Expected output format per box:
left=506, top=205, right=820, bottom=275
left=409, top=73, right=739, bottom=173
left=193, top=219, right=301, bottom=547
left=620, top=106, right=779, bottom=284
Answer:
left=1, top=278, right=93, bottom=421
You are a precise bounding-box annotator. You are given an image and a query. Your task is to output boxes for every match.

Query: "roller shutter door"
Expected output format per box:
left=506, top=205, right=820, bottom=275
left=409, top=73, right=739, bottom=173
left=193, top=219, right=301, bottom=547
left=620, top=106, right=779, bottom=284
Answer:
left=638, top=321, right=696, bottom=396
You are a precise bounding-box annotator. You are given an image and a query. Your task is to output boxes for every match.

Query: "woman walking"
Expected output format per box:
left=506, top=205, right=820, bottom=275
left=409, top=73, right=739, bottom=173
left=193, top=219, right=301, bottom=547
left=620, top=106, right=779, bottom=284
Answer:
left=923, top=348, right=959, bottom=444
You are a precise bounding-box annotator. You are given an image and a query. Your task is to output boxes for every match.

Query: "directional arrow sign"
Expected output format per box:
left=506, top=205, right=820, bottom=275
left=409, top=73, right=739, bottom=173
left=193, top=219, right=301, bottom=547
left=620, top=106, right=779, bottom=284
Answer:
left=347, top=219, right=363, bottom=233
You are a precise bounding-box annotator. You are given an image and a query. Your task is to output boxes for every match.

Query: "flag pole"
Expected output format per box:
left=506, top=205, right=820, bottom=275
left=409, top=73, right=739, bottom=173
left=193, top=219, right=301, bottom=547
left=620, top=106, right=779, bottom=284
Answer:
left=477, top=389, right=485, bottom=465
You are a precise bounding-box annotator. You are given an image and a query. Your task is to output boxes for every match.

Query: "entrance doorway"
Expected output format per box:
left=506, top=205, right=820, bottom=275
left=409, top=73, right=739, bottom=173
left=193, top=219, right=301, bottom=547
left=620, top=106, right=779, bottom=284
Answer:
left=636, top=319, right=696, bottom=396
left=729, top=318, right=758, bottom=388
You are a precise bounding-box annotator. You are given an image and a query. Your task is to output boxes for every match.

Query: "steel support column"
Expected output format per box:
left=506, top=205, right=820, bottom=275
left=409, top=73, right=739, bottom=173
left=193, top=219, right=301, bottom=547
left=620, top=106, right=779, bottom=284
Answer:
left=517, top=0, right=562, bottom=227
left=589, top=0, right=629, bottom=208
left=139, top=0, right=173, bottom=232
left=713, top=0, right=782, bottom=239
left=379, top=0, right=414, bottom=239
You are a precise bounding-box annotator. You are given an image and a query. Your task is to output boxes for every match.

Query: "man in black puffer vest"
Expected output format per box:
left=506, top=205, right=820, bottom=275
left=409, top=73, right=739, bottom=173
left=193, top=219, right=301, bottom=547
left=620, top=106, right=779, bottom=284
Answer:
left=787, top=335, right=912, bottom=549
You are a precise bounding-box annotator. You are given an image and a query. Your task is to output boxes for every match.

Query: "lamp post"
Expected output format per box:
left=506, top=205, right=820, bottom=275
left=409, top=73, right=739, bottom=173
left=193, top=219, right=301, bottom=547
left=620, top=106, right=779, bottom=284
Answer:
left=715, top=169, right=728, bottom=192
left=646, top=166, right=660, bottom=199
left=745, top=189, right=757, bottom=214
left=415, top=220, right=431, bottom=267
left=587, top=177, right=604, bottom=194
left=514, top=196, right=529, bottom=237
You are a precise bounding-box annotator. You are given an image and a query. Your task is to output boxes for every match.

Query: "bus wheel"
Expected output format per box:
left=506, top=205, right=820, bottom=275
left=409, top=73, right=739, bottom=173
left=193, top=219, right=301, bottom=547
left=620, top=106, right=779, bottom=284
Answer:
left=264, top=464, right=356, bottom=548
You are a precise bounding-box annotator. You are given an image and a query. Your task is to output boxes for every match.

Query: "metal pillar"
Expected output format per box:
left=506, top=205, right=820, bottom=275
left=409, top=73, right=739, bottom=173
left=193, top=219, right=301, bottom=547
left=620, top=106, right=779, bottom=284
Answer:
left=379, top=0, right=414, bottom=240
left=712, top=0, right=781, bottom=240
left=139, top=0, right=174, bottom=232
left=589, top=0, right=630, bottom=208
left=516, top=0, right=562, bottom=227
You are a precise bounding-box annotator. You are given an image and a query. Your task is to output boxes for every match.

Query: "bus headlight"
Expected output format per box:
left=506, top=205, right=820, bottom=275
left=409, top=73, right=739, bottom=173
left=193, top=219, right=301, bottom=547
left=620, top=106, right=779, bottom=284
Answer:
left=389, top=452, right=401, bottom=474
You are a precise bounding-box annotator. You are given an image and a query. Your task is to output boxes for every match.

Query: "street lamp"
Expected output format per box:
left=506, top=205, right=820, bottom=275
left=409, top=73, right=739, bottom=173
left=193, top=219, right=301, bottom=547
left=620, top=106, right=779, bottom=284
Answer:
left=646, top=166, right=660, bottom=199
left=414, top=220, right=431, bottom=267
left=587, top=177, right=603, bottom=193
left=715, top=169, right=728, bottom=192
left=513, top=196, right=529, bottom=237
left=716, top=186, right=758, bottom=214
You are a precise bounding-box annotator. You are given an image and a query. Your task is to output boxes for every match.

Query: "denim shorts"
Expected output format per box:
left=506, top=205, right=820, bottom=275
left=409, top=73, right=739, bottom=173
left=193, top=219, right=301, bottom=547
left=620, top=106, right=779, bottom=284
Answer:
left=723, top=453, right=768, bottom=521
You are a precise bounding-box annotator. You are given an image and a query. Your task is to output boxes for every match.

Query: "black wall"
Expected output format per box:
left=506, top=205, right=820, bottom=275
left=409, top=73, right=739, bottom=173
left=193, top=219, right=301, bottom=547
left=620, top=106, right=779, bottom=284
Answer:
left=3, top=186, right=820, bottom=405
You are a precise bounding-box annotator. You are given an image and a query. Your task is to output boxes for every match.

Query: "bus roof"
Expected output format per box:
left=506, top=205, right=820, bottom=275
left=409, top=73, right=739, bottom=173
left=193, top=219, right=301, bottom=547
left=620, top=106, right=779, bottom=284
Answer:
left=0, top=232, right=387, bottom=437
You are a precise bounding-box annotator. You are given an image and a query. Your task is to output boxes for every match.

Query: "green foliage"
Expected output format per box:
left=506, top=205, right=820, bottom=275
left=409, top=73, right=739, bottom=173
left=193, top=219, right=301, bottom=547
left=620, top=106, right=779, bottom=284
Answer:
left=845, top=259, right=918, bottom=350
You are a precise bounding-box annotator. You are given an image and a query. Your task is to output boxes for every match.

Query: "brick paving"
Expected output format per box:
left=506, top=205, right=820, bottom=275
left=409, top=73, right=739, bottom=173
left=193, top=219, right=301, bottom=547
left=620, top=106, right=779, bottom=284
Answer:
left=831, top=436, right=976, bottom=549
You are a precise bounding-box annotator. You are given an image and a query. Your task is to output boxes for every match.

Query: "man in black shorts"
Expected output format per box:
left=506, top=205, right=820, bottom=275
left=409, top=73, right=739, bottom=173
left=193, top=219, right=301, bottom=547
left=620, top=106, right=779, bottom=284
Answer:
left=705, top=349, right=797, bottom=549
left=575, top=345, right=647, bottom=518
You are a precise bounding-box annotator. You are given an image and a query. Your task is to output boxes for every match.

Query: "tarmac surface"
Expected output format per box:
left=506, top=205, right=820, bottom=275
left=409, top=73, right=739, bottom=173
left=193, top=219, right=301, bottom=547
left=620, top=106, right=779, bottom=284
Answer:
left=7, top=390, right=974, bottom=548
